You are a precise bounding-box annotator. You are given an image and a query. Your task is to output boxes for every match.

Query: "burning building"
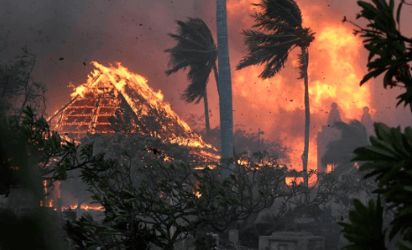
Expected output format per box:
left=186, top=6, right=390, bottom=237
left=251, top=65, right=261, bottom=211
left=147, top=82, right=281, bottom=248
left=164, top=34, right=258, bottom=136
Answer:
left=46, top=61, right=220, bottom=212
left=48, top=61, right=216, bottom=151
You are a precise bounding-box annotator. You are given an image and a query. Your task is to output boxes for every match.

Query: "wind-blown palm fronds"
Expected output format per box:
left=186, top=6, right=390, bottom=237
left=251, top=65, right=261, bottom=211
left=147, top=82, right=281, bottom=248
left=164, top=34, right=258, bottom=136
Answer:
left=237, top=0, right=315, bottom=188
left=237, top=0, right=314, bottom=79
left=165, top=18, right=218, bottom=135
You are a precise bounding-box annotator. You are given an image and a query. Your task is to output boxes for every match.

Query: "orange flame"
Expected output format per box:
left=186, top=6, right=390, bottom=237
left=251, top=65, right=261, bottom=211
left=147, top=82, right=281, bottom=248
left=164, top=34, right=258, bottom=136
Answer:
left=326, top=163, right=336, bottom=173
left=61, top=204, right=105, bottom=211
left=80, top=204, right=105, bottom=211
left=193, top=191, right=202, bottom=198
left=66, top=61, right=218, bottom=153
left=226, top=1, right=373, bottom=176
left=285, top=177, right=304, bottom=186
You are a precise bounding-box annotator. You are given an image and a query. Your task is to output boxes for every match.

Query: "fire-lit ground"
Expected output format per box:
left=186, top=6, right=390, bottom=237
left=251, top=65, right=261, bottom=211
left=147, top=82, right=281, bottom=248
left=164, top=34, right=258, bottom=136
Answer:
left=61, top=204, right=104, bottom=212
left=39, top=180, right=104, bottom=212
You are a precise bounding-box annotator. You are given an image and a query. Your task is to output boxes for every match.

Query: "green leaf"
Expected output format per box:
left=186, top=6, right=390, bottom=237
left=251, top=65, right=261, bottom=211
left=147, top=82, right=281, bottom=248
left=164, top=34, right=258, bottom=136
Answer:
left=358, top=1, right=377, bottom=12
left=374, top=123, right=391, bottom=141
left=360, top=67, right=387, bottom=85
left=369, top=137, right=400, bottom=159
left=383, top=67, right=396, bottom=89
left=389, top=0, right=394, bottom=13
left=399, top=240, right=412, bottom=250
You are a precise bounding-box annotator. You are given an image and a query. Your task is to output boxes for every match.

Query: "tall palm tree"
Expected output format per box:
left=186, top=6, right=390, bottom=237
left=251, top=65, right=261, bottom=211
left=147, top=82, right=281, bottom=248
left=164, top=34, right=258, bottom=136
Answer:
left=165, top=18, right=219, bottom=137
left=216, top=0, right=234, bottom=176
left=236, top=0, right=315, bottom=187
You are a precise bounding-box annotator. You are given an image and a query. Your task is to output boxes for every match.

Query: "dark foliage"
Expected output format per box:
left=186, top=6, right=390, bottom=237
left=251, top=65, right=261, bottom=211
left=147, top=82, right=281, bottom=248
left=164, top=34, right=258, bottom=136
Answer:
left=194, top=234, right=216, bottom=250
left=63, top=148, right=287, bottom=250
left=351, top=123, right=412, bottom=248
left=338, top=197, right=387, bottom=250
left=0, top=46, right=47, bottom=117
left=237, top=0, right=315, bottom=79
left=185, top=114, right=290, bottom=162
left=65, top=213, right=152, bottom=250
left=0, top=207, right=69, bottom=250
left=0, top=106, right=99, bottom=198
left=165, top=18, right=218, bottom=104
left=345, top=0, right=412, bottom=110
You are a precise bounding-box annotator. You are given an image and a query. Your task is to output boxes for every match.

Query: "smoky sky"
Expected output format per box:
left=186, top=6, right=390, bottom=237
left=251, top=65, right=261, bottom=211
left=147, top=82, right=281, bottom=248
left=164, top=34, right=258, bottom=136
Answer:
left=0, top=0, right=410, bottom=135
left=0, top=0, right=209, bottom=116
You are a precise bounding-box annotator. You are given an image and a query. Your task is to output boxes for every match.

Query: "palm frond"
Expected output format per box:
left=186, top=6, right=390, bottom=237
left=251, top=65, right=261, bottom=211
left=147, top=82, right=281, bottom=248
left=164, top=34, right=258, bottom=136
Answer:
left=260, top=46, right=293, bottom=78
left=165, top=58, right=195, bottom=76
left=181, top=64, right=213, bottom=103
left=165, top=18, right=217, bottom=104
left=237, top=43, right=294, bottom=78
left=237, top=0, right=311, bottom=78
left=174, top=18, right=215, bottom=51
left=254, top=0, right=302, bottom=29
left=251, top=13, right=296, bottom=34
left=296, top=52, right=306, bottom=80
left=242, top=30, right=297, bottom=46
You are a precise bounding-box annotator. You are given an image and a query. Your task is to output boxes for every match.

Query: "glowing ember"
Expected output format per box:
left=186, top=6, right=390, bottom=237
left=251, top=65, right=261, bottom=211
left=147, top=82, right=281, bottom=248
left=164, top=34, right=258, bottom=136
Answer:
left=43, top=180, right=47, bottom=194
left=61, top=204, right=105, bottom=211
left=326, top=163, right=336, bottom=173
left=193, top=191, right=202, bottom=198
left=80, top=204, right=105, bottom=211
left=285, top=177, right=304, bottom=186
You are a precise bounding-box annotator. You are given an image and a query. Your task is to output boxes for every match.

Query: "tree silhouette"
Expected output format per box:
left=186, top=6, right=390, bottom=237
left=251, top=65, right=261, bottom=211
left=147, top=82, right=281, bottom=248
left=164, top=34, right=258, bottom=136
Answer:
left=165, top=18, right=218, bottom=137
left=237, top=0, right=315, bottom=188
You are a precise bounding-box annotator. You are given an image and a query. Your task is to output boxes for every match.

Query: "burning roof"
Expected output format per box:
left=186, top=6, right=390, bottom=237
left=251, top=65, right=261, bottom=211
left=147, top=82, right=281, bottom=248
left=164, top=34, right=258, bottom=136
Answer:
left=48, top=61, right=218, bottom=160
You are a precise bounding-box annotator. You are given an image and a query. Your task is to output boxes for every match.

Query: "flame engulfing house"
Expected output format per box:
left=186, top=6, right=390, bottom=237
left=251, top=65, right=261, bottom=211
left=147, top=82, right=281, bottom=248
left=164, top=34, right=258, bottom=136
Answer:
left=48, top=61, right=218, bottom=161
left=45, top=62, right=219, bottom=212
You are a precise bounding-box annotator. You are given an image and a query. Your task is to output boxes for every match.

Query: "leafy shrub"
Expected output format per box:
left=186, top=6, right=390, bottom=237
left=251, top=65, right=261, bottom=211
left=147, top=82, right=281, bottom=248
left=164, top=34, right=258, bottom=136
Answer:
left=194, top=234, right=216, bottom=250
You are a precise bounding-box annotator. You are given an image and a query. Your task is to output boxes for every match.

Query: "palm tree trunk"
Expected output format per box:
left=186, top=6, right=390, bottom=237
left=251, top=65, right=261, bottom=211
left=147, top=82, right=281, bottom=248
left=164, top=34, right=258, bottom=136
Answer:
left=301, top=46, right=310, bottom=190
left=216, top=0, right=234, bottom=178
left=212, top=63, right=220, bottom=97
left=203, top=88, right=211, bottom=137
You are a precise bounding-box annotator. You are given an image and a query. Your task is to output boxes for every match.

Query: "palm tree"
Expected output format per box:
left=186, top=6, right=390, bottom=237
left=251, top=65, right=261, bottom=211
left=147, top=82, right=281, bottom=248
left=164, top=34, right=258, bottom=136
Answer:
left=165, top=18, right=219, bottom=137
left=236, top=0, right=315, bottom=187
left=216, top=0, right=234, bottom=176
